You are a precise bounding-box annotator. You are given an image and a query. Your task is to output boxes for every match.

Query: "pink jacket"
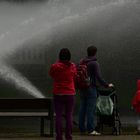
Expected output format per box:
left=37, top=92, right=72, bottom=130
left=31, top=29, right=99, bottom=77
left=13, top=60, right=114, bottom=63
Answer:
left=49, top=60, right=77, bottom=95
left=132, top=79, right=140, bottom=113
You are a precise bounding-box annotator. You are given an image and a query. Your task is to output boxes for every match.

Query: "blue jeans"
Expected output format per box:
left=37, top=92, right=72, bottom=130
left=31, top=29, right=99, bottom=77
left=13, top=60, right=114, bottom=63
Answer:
left=79, top=87, right=97, bottom=133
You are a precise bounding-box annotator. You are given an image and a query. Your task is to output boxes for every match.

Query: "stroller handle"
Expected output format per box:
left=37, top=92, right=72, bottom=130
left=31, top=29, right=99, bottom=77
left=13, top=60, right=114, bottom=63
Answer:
left=97, top=86, right=116, bottom=96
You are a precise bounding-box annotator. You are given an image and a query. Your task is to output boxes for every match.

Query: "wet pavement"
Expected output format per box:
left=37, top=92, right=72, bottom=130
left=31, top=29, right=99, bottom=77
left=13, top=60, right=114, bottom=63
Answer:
left=0, top=115, right=139, bottom=140
left=0, top=135, right=140, bottom=140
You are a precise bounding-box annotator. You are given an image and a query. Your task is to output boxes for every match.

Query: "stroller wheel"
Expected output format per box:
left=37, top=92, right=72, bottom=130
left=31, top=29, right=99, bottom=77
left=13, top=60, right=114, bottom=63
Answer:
left=112, top=120, right=121, bottom=135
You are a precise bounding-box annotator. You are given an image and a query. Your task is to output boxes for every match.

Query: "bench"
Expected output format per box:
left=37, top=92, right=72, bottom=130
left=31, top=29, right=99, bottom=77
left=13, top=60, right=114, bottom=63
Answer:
left=0, top=98, right=54, bottom=137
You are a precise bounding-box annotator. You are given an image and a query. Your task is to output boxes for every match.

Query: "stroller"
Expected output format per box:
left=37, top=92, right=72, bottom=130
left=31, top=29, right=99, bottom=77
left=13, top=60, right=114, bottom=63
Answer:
left=96, top=87, right=121, bottom=135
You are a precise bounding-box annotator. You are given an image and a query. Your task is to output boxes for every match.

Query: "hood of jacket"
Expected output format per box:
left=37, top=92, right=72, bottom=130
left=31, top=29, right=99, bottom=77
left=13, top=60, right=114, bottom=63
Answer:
left=82, top=56, right=97, bottom=64
left=53, top=60, right=74, bottom=71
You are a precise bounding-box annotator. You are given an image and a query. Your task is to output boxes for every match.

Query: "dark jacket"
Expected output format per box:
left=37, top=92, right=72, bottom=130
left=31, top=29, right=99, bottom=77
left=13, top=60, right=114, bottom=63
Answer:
left=81, top=56, right=108, bottom=87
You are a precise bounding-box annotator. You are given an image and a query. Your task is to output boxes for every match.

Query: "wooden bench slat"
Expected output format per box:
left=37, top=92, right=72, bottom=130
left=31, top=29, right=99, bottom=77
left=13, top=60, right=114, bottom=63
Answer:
left=0, top=112, right=49, bottom=116
left=0, top=98, right=54, bottom=137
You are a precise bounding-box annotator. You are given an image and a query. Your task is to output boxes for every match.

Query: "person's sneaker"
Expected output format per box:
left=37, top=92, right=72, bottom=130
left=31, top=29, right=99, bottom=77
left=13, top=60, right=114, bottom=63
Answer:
left=89, top=130, right=101, bottom=136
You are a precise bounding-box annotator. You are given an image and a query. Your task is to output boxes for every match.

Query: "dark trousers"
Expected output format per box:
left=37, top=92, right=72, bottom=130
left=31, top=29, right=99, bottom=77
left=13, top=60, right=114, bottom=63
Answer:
left=79, top=87, right=97, bottom=133
left=54, top=95, right=75, bottom=140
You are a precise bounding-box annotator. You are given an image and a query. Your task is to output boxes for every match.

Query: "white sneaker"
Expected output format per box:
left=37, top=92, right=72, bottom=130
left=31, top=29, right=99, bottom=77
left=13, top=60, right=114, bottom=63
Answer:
left=89, top=130, right=101, bottom=136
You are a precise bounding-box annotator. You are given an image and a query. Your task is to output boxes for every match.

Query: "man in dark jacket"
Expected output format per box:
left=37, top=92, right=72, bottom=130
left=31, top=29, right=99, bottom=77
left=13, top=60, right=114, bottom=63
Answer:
left=78, top=45, right=113, bottom=135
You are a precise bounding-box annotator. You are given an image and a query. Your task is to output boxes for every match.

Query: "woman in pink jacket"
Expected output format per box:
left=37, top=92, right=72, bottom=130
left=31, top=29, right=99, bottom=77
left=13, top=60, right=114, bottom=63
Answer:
left=132, top=79, right=140, bottom=134
left=49, top=48, right=77, bottom=140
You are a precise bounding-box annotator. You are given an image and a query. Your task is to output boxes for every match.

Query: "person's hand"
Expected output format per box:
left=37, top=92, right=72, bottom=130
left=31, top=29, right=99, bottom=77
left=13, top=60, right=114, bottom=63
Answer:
left=108, top=83, right=114, bottom=87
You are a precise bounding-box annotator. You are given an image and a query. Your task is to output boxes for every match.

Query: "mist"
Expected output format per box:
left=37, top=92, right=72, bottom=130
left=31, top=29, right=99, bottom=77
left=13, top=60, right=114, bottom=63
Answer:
left=0, top=0, right=139, bottom=112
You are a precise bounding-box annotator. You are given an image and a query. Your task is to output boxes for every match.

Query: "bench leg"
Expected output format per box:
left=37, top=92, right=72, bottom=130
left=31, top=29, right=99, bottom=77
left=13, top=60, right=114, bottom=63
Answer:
left=40, top=117, right=44, bottom=136
left=40, top=117, right=54, bottom=137
left=50, top=116, right=54, bottom=137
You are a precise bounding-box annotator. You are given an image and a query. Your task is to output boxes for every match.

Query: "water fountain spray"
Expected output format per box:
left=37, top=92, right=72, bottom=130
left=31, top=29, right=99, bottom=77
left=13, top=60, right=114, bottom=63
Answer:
left=0, top=61, right=45, bottom=98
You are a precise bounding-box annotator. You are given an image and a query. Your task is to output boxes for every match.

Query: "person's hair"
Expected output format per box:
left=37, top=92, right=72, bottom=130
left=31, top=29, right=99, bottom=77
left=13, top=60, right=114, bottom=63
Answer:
left=87, top=45, right=97, bottom=56
left=59, top=48, right=71, bottom=61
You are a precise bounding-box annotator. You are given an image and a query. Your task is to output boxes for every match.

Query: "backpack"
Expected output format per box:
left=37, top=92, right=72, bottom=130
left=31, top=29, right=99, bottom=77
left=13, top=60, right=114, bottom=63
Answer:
left=96, top=94, right=114, bottom=115
left=76, top=62, right=91, bottom=89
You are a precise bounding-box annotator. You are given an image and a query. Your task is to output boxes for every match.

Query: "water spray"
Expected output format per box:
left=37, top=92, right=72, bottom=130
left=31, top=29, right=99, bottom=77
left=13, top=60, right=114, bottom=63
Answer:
left=0, top=62, right=45, bottom=98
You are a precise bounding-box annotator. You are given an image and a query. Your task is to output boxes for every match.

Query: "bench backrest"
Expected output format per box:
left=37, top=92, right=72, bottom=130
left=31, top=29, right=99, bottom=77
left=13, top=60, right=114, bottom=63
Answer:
left=0, top=98, right=53, bottom=112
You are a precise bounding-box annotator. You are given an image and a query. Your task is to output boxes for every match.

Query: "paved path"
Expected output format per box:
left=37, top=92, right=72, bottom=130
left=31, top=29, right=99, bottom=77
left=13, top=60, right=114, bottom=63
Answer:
left=0, top=135, right=140, bottom=140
